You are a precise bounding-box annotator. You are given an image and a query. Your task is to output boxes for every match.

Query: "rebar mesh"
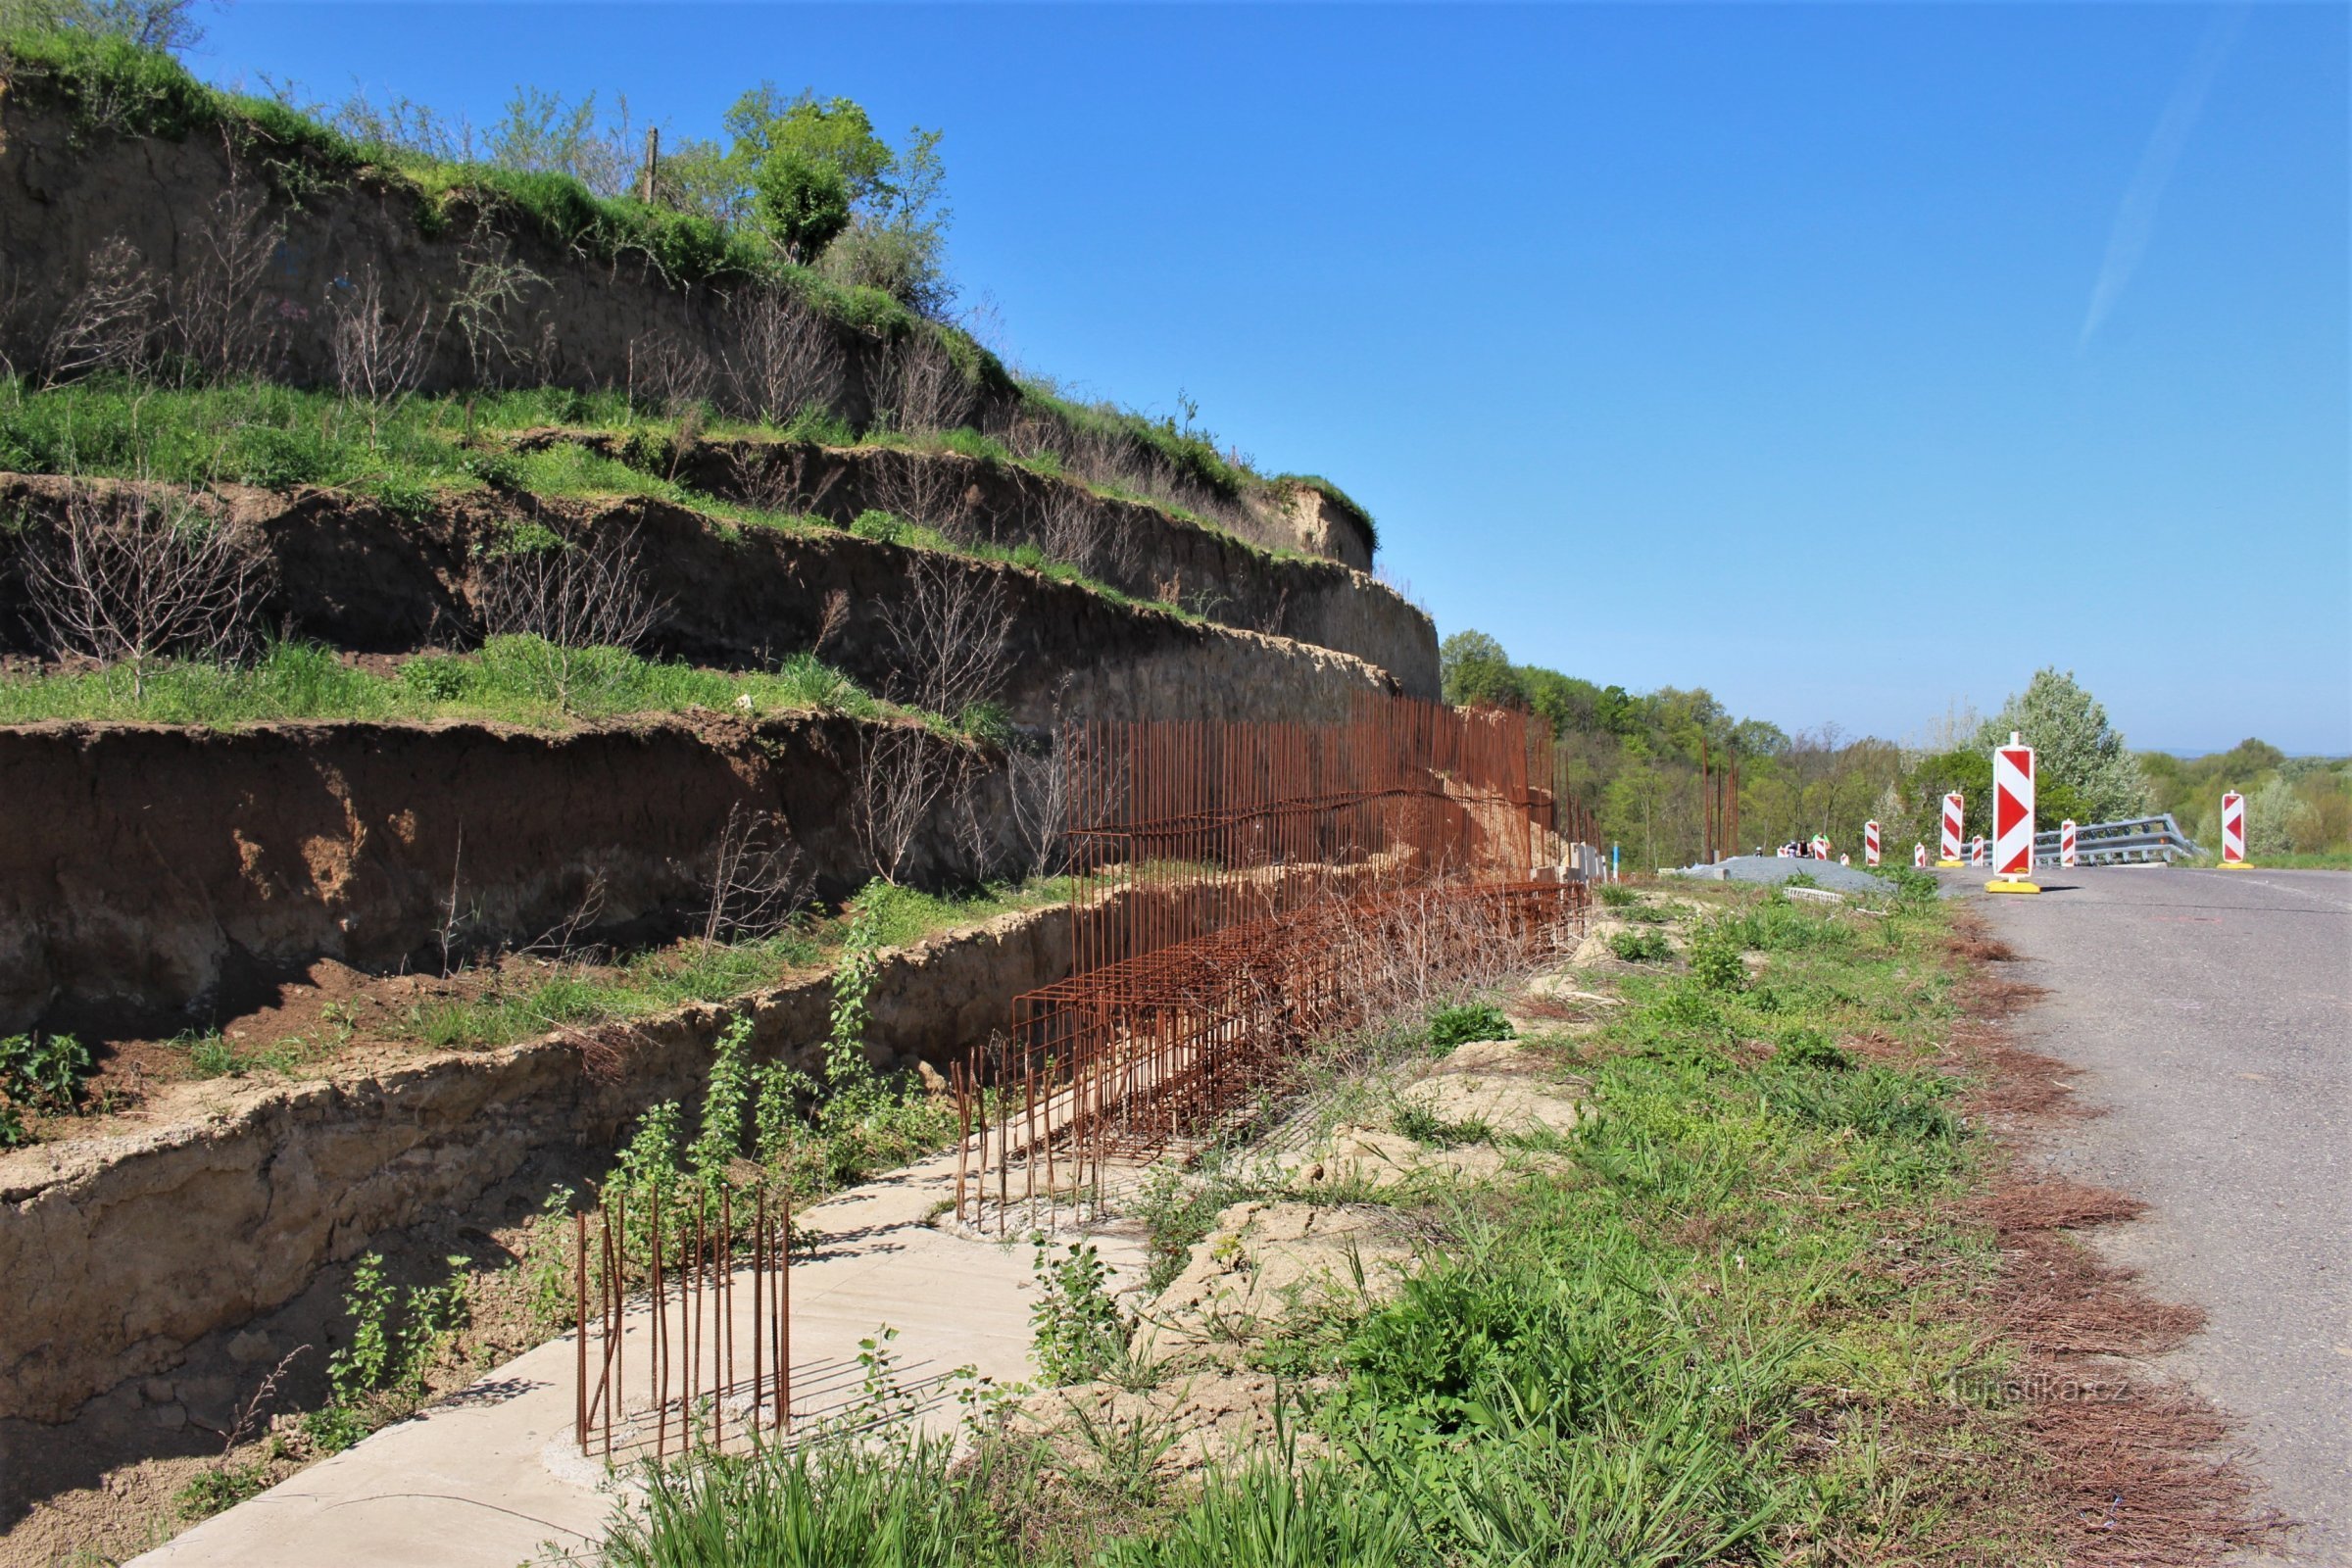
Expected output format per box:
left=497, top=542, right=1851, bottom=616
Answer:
left=956, top=694, right=1591, bottom=1227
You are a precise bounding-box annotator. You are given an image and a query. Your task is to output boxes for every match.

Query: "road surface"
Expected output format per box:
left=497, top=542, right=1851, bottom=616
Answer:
left=1974, top=865, right=2351, bottom=1564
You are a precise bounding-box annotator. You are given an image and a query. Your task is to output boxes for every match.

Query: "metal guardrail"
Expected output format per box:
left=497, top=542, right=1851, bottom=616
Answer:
left=2032, top=813, right=2200, bottom=867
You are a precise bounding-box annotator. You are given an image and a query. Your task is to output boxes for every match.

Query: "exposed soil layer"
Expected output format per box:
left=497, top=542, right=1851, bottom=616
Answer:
left=507, top=430, right=1413, bottom=675
left=0, top=710, right=1014, bottom=1032
left=0, top=96, right=1371, bottom=565
left=0, top=471, right=1407, bottom=725
left=0, top=898, right=1073, bottom=1448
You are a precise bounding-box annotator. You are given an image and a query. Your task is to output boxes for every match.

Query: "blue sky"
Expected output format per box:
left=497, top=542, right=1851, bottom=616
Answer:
left=192, top=2, right=2349, bottom=754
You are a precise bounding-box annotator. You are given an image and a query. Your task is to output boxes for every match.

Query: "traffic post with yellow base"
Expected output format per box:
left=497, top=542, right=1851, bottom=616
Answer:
left=1985, top=734, right=2040, bottom=894
left=2219, top=791, right=2254, bottom=868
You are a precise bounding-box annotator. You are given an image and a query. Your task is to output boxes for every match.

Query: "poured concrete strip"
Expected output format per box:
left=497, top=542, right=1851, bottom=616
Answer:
left=128, top=1152, right=1140, bottom=1568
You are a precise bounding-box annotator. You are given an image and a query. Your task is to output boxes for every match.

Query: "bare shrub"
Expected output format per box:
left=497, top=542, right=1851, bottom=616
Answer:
left=329, top=266, right=438, bottom=410
left=1325, top=885, right=1554, bottom=1023
left=42, top=236, right=157, bottom=386
left=171, top=175, right=283, bottom=383
left=723, top=285, right=837, bottom=427
left=725, top=443, right=841, bottom=518
left=701, top=804, right=808, bottom=945
left=812, top=586, right=850, bottom=653
left=1034, top=482, right=1105, bottom=575
left=951, top=757, right=995, bottom=882
left=18, top=486, right=270, bottom=696
left=476, top=523, right=662, bottom=652
left=874, top=553, right=1011, bottom=720
left=628, top=331, right=713, bottom=418
left=871, top=449, right=973, bottom=539
left=476, top=523, right=667, bottom=710
left=451, top=230, right=546, bottom=386
left=1006, top=727, right=1074, bottom=878
left=853, top=724, right=954, bottom=885
left=882, top=334, right=967, bottom=436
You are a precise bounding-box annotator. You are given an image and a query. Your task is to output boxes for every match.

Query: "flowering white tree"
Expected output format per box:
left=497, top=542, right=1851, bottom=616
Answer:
left=1977, top=668, right=2151, bottom=825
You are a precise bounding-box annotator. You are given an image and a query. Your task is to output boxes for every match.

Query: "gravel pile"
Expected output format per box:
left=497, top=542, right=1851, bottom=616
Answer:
left=1664, top=855, right=1894, bottom=895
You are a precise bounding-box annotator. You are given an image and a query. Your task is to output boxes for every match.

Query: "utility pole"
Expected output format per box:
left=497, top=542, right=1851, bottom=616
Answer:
left=639, top=126, right=660, bottom=204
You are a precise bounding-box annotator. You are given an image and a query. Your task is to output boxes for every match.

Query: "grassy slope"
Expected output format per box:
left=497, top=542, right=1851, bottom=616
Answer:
left=0, top=27, right=1377, bottom=538
left=594, top=885, right=2089, bottom=1566
left=0, top=636, right=892, bottom=727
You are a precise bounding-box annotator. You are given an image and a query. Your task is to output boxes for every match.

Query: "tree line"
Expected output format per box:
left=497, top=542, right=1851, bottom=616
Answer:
left=1443, top=631, right=2349, bottom=869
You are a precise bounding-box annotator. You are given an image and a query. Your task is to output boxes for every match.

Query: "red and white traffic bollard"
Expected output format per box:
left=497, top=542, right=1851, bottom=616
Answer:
left=1864, top=820, right=1881, bottom=867
left=1914, top=842, right=1928, bottom=868
left=1812, top=835, right=1830, bottom=860
left=2060, top=819, right=2077, bottom=869
left=1970, top=835, right=1985, bottom=867
left=2220, top=791, right=2251, bottom=867
left=1987, top=732, right=2038, bottom=892
left=1940, top=793, right=1965, bottom=865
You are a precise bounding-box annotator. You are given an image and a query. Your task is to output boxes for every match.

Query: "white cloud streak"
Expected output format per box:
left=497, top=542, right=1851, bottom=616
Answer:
left=2079, top=5, right=2248, bottom=347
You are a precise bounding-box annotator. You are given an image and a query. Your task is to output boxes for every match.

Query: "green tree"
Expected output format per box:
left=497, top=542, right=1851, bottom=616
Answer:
left=1440, top=630, right=1525, bottom=710
left=1976, top=667, right=2150, bottom=826
left=753, top=148, right=851, bottom=264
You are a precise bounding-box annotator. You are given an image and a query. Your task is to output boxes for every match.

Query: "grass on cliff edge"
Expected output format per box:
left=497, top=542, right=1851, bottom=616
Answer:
left=0, top=378, right=1218, bottom=622
left=595, top=886, right=2083, bottom=1565
left=0, top=636, right=902, bottom=728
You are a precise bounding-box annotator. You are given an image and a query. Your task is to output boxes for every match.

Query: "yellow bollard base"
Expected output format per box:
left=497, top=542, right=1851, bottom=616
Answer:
left=2219, top=860, right=2256, bottom=869
left=1984, top=878, right=2041, bottom=895
left=1936, top=858, right=1964, bottom=868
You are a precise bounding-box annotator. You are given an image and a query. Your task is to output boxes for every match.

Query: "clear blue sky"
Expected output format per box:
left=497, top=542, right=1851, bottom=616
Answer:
left=192, top=2, right=2350, bottom=755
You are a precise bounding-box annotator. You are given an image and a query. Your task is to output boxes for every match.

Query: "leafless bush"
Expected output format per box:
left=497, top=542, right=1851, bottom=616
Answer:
left=812, top=586, right=850, bottom=653
left=521, top=870, right=609, bottom=962
left=329, top=265, right=438, bottom=410
left=951, top=757, right=995, bottom=882
left=190, top=1345, right=309, bottom=1467
left=854, top=724, right=954, bottom=885
left=723, top=285, right=837, bottom=426
left=725, top=444, right=841, bottom=518
left=18, top=487, right=270, bottom=696
left=875, top=553, right=1011, bottom=719
left=882, top=334, right=967, bottom=436
left=628, top=331, right=713, bottom=417
left=1035, top=482, right=1105, bottom=575
left=1251, top=585, right=1290, bottom=638
left=871, top=449, right=973, bottom=539
left=701, top=805, right=808, bottom=945
left=1006, top=727, right=1074, bottom=878
left=1325, top=884, right=1552, bottom=1023
left=170, top=175, right=283, bottom=383
left=476, top=523, right=663, bottom=651
left=451, top=230, right=546, bottom=385
left=41, top=236, right=157, bottom=386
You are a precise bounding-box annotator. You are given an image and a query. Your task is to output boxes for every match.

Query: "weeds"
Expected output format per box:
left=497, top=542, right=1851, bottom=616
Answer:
left=1607, top=928, right=1672, bottom=964
left=1030, top=1241, right=1128, bottom=1387
left=1426, top=1001, right=1512, bottom=1053
left=0, top=1029, right=93, bottom=1144
left=301, top=1252, right=468, bottom=1453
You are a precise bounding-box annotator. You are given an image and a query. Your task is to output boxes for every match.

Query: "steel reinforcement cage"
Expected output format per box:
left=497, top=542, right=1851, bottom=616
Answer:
left=954, top=694, right=1591, bottom=1226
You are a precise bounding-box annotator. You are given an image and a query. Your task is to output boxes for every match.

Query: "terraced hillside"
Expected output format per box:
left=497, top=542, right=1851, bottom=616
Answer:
left=0, top=32, right=1439, bottom=1536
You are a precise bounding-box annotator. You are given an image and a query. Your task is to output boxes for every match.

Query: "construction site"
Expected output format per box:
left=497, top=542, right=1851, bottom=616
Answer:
left=1, top=12, right=2330, bottom=1568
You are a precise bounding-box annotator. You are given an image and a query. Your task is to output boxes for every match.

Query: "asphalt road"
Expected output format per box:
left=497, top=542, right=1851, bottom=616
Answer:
left=1972, top=866, right=2351, bottom=1564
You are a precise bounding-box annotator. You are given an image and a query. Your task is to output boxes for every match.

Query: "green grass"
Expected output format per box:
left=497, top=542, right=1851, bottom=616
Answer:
left=399, top=876, right=1069, bottom=1056
left=0, top=636, right=886, bottom=727
left=0, top=379, right=1216, bottom=625
left=592, top=890, right=2055, bottom=1565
